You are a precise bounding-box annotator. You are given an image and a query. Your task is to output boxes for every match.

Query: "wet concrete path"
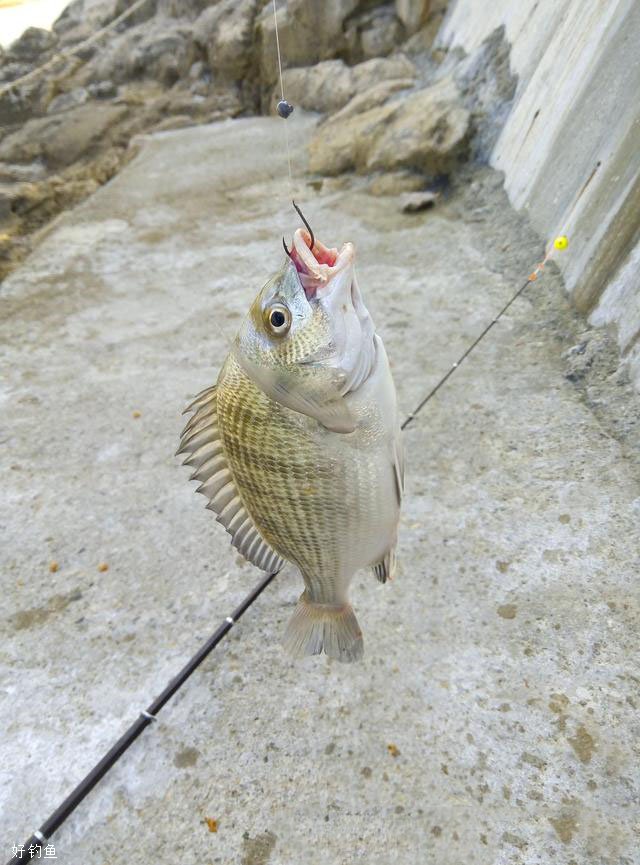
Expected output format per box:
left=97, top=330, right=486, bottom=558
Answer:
left=1, top=116, right=638, bottom=864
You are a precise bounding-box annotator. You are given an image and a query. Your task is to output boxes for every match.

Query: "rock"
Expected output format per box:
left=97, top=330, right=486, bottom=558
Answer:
left=286, top=0, right=361, bottom=63
left=0, top=162, right=47, bottom=183
left=401, top=0, right=449, bottom=55
left=53, top=0, right=112, bottom=35
left=0, top=183, right=16, bottom=222
left=367, top=77, right=471, bottom=173
left=279, top=61, right=355, bottom=115
left=81, top=20, right=194, bottom=87
left=47, top=87, right=89, bottom=114
left=344, top=7, right=403, bottom=63
left=309, top=101, right=397, bottom=175
left=368, top=170, right=426, bottom=196
left=151, top=114, right=197, bottom=133
left=0, top=73, right=55, bottom=128
left=0, top=61, right=30, bottom=85
left=329, top=78, right=415, bottom=124
left=53, top=0, right=155, bottom=39
left=0, top=103, right=128, bottom=169
left=255, top=0, right=360, bottom=95
left=278, top=55, right=416, bottom=116
left=454, top=26, right=517, bottom=162
left=396, top=0, right=431, bottom=35
left=399, top=189, right=439, bottom=211
left=80, top=26, right=144, bottom=85
left=309, top=75, right=470, bottom=177
left=129, top=23, right=195, bottom=86
left=194, top=0, right=260, bottom=82
left=192, top=5, right=220, bottom=45
left=351, top=54, right=416, bottom=89
left=188, top=61, right=206, bottom=80
left=156, top=0, right=218, bottom=17
left=87, top=80, right=118, bottom=99
left=4, top=27, right=57, bottom=65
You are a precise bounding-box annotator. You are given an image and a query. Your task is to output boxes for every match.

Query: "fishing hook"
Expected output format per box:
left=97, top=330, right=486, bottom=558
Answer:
left=282, top=237, right=292, bottom=258
left=292, top=199, right=315, bottom=251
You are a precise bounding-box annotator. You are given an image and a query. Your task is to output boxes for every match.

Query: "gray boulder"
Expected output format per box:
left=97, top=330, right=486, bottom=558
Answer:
left=278, top=54, right=416, bottom=115
left=130, top=24, right=195, bottom=85
left=0, top=103, right=128, bottom=169
left=329, top=77, right=415, bottom=123
left=4, top=27, right=57, bottom=64
left=345, top=6, right=403, bottom=63
left=395, top=0, right=431, bottom=35
left=194, top=0, right=261, bottom=82
left=47, top=87, right=89, bottom=114
left=255, top=0, right=361, bottom=92
left=309, top=75, right=470, bottom=177
left=87, top=80, right=118, bottom=99
left=81, top=20, right=194, bottom=87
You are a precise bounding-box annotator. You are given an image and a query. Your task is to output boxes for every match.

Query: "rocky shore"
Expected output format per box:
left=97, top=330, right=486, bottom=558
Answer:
left=0, top=0, right=518, bottom=282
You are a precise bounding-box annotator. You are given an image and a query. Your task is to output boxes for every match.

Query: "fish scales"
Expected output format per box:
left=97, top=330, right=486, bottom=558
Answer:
left=217, top=354, right=390, bottom=603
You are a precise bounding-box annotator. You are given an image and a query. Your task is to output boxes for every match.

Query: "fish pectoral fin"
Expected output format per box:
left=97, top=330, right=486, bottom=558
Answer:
left=372, top=546, right=397, bottom=584
left=269, top=373, right=356, bottom=433
left=179, top=386, right=284, bottom=574
left=233, top=349, right=356, bottom=434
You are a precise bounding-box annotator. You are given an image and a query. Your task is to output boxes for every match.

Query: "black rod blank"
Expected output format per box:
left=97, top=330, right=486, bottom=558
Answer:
left=6, top=569, right=278, bottom=864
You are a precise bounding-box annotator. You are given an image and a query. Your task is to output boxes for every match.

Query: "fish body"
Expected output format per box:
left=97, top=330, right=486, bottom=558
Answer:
left=179, top=227, right=403, bottom=662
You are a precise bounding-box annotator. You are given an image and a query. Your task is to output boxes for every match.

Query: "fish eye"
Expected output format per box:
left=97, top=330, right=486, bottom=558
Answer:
left=265, top=304, right=291, bottom=336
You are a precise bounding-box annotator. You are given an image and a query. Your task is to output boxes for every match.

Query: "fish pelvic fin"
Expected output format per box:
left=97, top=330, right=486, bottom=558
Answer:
left=283, top=591, right=363, bottom=663
left=372, top=546, right=397, bottom=584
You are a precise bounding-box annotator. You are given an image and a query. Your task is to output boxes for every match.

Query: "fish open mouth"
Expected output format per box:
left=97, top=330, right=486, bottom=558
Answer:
left=289, top=228, right=354, bottom=299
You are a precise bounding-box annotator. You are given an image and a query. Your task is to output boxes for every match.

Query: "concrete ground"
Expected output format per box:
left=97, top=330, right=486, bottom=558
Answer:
left=1, top=115, right=638, bottom=865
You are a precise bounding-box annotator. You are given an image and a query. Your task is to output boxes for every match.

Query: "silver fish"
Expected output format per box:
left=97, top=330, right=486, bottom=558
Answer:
left=179, top=226, right=403, bottom=661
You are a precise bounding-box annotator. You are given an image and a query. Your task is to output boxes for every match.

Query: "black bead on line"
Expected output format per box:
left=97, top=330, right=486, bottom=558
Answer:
left=5, top=269, right=538, bottom=864
left=276, top=99, right=294, bottom=119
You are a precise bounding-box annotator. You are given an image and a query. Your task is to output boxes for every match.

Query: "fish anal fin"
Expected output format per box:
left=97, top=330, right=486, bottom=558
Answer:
left=371, top=546, right=397, bottom=584
left=393, top=437, right=404, bottom=507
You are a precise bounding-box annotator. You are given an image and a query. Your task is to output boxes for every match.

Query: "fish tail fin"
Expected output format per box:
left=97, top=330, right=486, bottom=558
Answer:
left=283, top=591, right=364, bottom=663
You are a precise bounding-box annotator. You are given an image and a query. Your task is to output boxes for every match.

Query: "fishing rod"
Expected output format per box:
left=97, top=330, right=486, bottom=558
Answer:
left=6, top=570, right=278, bottom=863
left=4, top=231, right=567, bottom=863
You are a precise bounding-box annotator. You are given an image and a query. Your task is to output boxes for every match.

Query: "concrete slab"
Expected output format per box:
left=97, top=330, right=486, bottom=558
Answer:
left=1, top=115, right=638, bottom=864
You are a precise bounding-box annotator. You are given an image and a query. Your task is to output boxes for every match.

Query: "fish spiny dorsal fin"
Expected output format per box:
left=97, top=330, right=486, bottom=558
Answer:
left=178, top=385, right=284, bottom=574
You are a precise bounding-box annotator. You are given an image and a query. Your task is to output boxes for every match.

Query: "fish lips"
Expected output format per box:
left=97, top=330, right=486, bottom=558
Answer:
left=290, top=228, right=355, bottom=301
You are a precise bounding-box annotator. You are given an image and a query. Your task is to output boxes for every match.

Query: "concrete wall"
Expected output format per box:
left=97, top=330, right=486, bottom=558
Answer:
left=437, top=0, right=640, bottom=389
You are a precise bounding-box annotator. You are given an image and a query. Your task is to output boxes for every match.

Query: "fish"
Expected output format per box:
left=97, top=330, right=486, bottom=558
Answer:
left=178, top=224, right=403, bottom=662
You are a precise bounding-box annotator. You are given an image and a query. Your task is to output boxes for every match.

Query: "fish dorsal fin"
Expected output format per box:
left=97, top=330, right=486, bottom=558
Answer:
left=178, top=385, right=284, bottom=574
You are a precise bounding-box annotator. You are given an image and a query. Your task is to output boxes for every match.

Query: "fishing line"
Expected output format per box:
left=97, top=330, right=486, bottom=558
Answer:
left=5, top=236, right=568, bottom=863
left=272, top=0, right=293, bottom=190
